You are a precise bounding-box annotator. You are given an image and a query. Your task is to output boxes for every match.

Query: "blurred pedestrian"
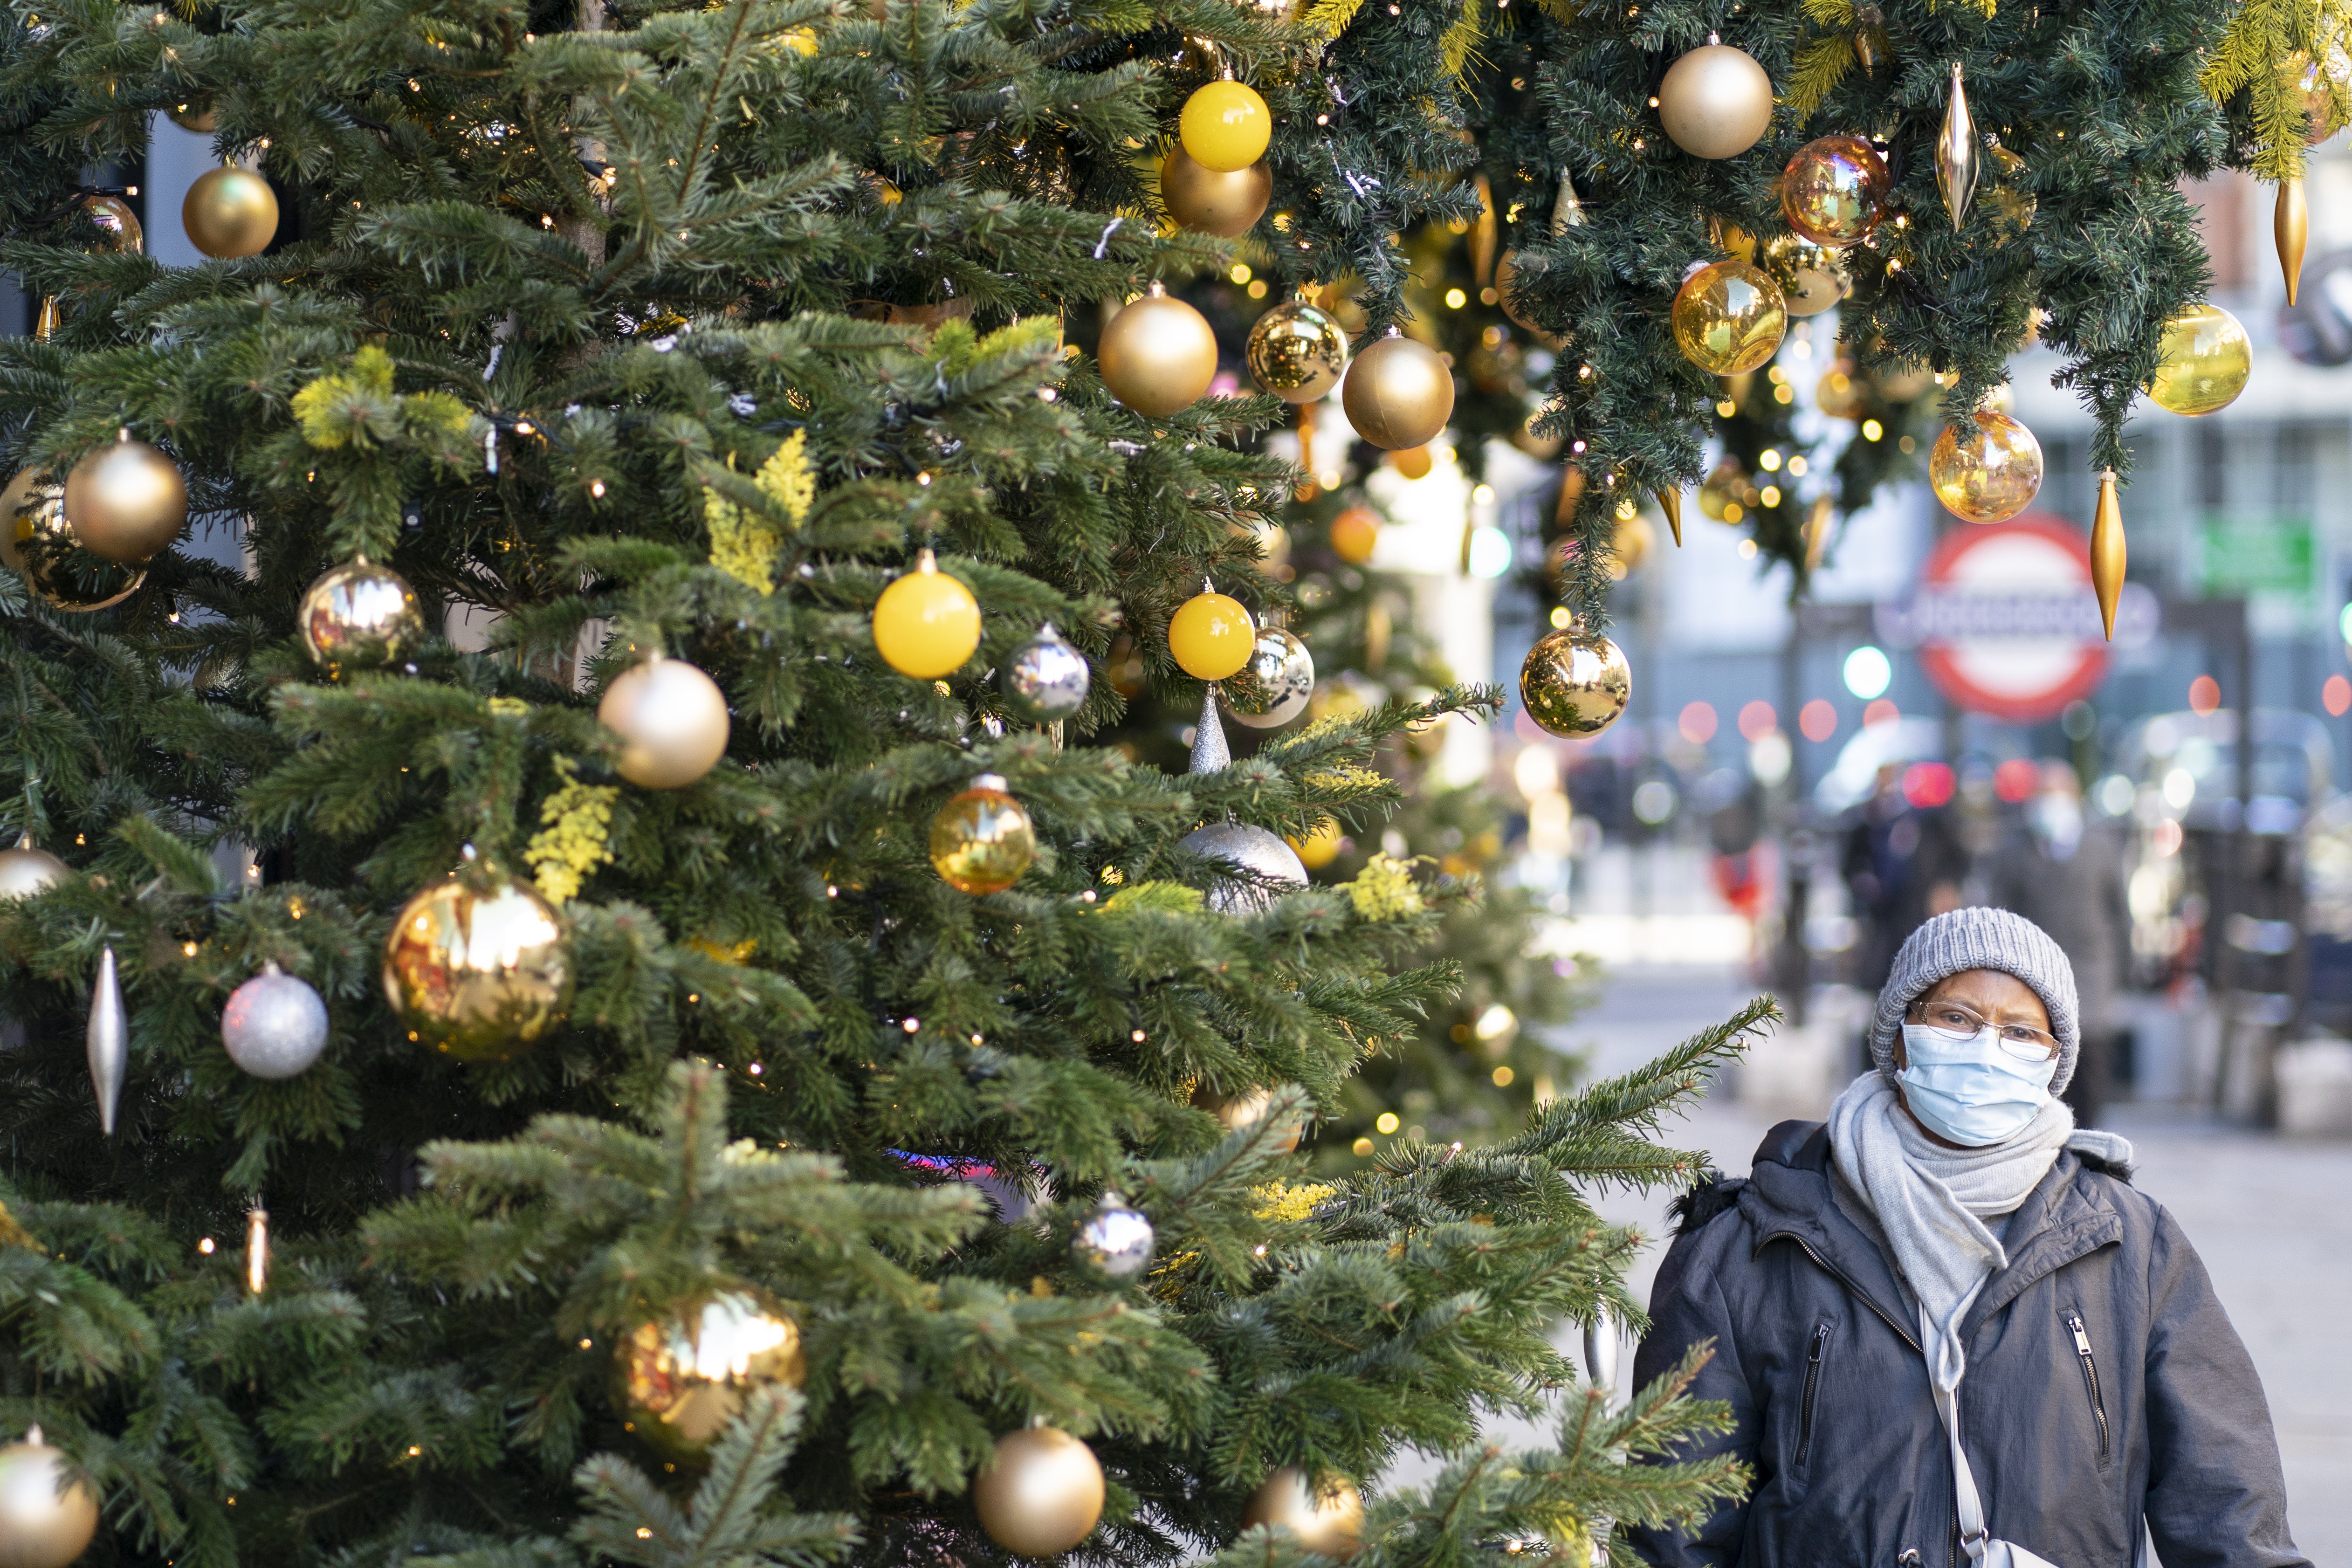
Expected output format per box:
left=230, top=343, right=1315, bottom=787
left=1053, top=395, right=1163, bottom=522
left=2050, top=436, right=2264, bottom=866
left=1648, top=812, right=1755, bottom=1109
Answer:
left=1629, top=908, right=2306, bottom=1568
left=1842, top=763, right=1965, bottom=991
left=1989, top=761, right=2129, bottom=1125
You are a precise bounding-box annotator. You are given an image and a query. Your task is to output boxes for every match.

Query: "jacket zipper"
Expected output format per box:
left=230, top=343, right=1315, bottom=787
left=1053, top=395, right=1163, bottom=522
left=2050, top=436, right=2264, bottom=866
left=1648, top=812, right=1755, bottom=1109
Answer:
left=1797, top=1321, right=1830, bottom=1465
left=1758, top=1231, right=1922, bottom=1351
left=2066, top=1312, right=2111, bottom=1462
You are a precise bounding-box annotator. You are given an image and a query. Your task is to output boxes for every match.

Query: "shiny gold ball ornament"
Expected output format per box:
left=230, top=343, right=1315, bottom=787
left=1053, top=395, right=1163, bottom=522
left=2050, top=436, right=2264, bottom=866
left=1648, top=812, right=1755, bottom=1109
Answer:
left=1329, top=505, right=1382, bottom=565
left=78, top=194, right=142, bottom=254
left=930, top=774, right=1037, bottom=896
left=1099, top=283, right=1220, bottom=417
left=1342, top=331, right=1455, bottom=451
left=599, top=652, right=731, bottom=789
left=613, top=1288, right=805, bottom=1461
left=1160, top=147, right=1272, bottom=238
left=1179, top=80, right=1272, bottom=172
left=1930, top=411, right=2044, bottom=524
left=972, top=1424, right=1106, bottom=1558
left=297, top=557, right=423, bottom=675
left=2146, top=303, right=2251, bottom=417
left=1671, top=259, right=1786, bottom=376
left=1779, top=135, right=1889, bottom=248
left=0, top=834, right=68, bottom=901
left=1169, top=589, right=1255, bottom=681
left=873, top=548, right=983, bottom=679
left=166, top=97, right=217, bottom=133
left=0, top=1427, right=100, bottom=1568
left=182, top=165, right=279, bottom=259
left=383, top=871, right=572, bottom=1062
left=1246, top=301, right=1350, bottom=404
left=1243, top=1468, right=1365, bottom=1560
left=62, top=434, right=186, bottom=564
left=1520, top=628, right=1631, bottom=740
left=1766, top=234, right=1850, bottom=318
left=0, top=468, right=144, bottom=612
left=1657, top=42, right=1774, bottom=160
left=1222, top=626, right=1315, bottom=729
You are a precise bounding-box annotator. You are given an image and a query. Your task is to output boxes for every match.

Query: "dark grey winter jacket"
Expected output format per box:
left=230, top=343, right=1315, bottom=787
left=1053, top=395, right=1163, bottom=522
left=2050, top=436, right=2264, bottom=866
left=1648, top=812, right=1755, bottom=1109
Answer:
left=1624, top=1121, right=2307, bottom=1568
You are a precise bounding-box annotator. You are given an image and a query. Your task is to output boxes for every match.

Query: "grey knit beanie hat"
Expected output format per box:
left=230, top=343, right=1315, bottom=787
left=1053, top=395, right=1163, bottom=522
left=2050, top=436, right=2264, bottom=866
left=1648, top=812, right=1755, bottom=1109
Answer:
left=1870, top=906, right=2081, bottom=1093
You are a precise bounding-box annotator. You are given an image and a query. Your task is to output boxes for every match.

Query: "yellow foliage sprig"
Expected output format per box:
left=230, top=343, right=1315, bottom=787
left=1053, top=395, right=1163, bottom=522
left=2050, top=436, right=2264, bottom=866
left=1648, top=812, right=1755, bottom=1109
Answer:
left=2201, top=0, right=2352, bottom=181
left=1347, top=853, right=1425, bottom=921
left=704, top=429, right=814, bottom=594
left=526, top=756, right=618, bottom=906
left=292, top=344, right=473, bottom=451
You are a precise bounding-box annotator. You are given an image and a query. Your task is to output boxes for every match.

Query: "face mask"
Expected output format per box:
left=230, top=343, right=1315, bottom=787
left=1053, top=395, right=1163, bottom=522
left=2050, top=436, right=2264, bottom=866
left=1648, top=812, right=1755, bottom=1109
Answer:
left=1898, top=1022, right=2059, bottom=1146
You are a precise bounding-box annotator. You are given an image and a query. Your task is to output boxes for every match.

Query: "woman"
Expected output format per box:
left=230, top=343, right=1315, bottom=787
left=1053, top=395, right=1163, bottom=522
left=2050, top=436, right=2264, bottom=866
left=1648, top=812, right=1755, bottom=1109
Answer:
left=1627, top=907, right=2306, bottom=1568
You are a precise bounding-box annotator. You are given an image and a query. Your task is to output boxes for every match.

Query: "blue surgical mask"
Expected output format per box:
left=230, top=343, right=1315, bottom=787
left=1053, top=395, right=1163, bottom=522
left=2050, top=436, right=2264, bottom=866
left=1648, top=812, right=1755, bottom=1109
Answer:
left=1898, top=1022, right=2058, bottom=1146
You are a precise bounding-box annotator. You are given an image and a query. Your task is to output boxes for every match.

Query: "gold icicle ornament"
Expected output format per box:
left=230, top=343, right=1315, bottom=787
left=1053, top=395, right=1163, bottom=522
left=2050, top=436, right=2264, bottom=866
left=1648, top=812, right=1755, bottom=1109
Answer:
left=1471, top=173, right=1499, bottom=285
left=2091, top=468, right=2125, bottom=642
left=1654, top=487, right=1684, bottom=547
left=1935, top=62, right=1981, bottom=231
left=246, top=1206, right=269, bottom=1295
left=1552, top=168, right=1587, bottom=231
left=2277, top=177, right=2308, bottom=306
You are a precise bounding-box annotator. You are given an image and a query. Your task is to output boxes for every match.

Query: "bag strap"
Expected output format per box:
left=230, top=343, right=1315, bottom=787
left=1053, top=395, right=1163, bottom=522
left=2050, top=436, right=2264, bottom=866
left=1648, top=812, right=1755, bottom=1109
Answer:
left=1922, top=1305, right=1994, bottom=1564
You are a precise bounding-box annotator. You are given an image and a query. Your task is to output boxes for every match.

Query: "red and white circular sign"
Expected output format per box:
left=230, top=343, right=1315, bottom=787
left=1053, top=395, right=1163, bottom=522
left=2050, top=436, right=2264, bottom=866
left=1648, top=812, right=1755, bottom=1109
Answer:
left=1879, top=513, right=2109, bottom=723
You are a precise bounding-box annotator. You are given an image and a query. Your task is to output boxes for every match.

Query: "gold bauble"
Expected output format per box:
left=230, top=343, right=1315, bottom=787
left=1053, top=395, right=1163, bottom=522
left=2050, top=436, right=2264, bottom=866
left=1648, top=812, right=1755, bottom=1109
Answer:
left=1341, top=332, right=1454, bottom=451
left=383, top=873, right=572, bottom=1062
left=971, top=1424, right=1106, bottom=1558
left=1494, top=248, right=1541, bottom=332
left=1815, top=359, right=1862, bottom=419
left=1520, top=628, right=1631, bottom=739
left=298, top=558, right=424, bottom=676
left=873, top=548, right=983, bottom=679
left=1100, top=285, right=1219, bottom=417
left=182, top=165, right=279, bottom=259
left=1697, top=456, right=1748, bottom=520
left=1388, top=444, right=1434, bottom=481
left=78, top=195, right=142, bottom=254
left=1329, top=504, right=1381, bottom=565
left=1778, top=135, right=1888, bottom=248
left=0, top=835, right=69, bottom=901
left=1246, top=301, right=1350, bottom=404
left=0, top=468, right=144, bottom=612
left=1763, top=233, right=1849, bottom=318
left=167, top=97, right=218, bottom=133
left=1160, top=147, right=1271, bottom=239
left=1671, top=260, right=1786, bottom=376
left=1243, top=1468, right=1364, bottom=1560
left=930, top=773, right=1037, bottom=895
left=1929, top=411, right=2043, bottom=524
left=2146, top=303, right=2250, bottom=417
left=62, top=436, right=186, bottom=564
left=0, top=1429, right=100, bottom=1568
left=1656, top=44, right=1774, bottom=160
left=1179, top=80, right=1272, bottom=172
left=612, top=1287, right=805, bottom=1462
left=599, top=653, right=732, bottom=789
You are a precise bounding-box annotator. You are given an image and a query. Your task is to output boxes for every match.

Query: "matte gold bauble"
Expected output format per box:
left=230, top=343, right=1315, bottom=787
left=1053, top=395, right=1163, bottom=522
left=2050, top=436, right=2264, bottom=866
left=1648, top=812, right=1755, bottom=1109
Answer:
left=1779, top=135, right=1888, bottom=248
left=1670, top=259, right=1785, bottom=375
left=1656, top=43, right=1774, bottom=160
left=1099, top=284, right=1219, bottom=417
left=612, top=1287, right=805, bottom=1462
left=383, top=872, right=571, bottom=1062
left=873, top=548, right=983, bottom=679
left=971, top=1424, right=1106, bottom=1558
left=1341, top=332, right=1454, bottom=451
left=930, top=773, right=1037, bottom=895
left=1160, top=147, right=1271, bottom=239
left=0, top=468, right=144, bottom=612
left=1243, top=1468, right=1364, bottom=1559
left=0, top=1428, right=100, bottom=1568
left=1246, top=301, right=1350, bottom=404
left=62, top=436, right=186, bottom=564
left=0, top=834, right=68, bottom=901
left=2145, top=303, right=2249, bottom=417
left=1929, top=411, right=2043, bottom=524
left=78, top=195, right=142, bottom=254
left=298, top=557, right=424, bottom=676
left=1329, top=505, right=1381, bottom=564
left=599, top=653, right=732, bottom=789
left=183, top=165, right=279, bottom=259
left=1520, top=628, right=1631, bottom=739
left=1178, top=80, right=1272, bottom=172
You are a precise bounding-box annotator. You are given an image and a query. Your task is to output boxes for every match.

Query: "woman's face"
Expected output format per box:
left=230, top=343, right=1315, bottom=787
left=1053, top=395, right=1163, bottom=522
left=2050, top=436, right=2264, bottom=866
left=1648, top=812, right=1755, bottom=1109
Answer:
left=1891, top=969, right=2053, bottom=1148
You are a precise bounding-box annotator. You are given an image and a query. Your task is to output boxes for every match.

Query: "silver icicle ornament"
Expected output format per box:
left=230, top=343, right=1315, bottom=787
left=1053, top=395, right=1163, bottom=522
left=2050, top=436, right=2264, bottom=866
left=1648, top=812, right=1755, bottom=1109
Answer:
left=1073, top=1190, right=1155, bottom=1280
left=87, top=945, right=126, bottom=1136
left=221, top=963, right=330, bottom=1080
left=1189, top=686, right=1231, bottom=774
left=999, top=622, right=1092, bottom=723
left=1934, top=62, right=1980, bottom=231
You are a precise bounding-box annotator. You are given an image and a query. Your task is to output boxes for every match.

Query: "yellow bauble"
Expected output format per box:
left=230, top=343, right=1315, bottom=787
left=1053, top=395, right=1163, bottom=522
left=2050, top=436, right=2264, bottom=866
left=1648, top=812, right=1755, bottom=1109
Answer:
left=0, top=468, right=143, bottom=612
left=383, top=873, right=571, bottom=1062
left=1169, top=590, right=1255, bottom=681
left=2146, top=303, right=2250, bottom=417
left=1246, top=301, right=1350, bottom=403
left=1656, top=44, right=1774, bottom=160
left=599, top=653, right=731, bottom=789
left=79, top=194, right=142, bottom=254
left=929, top=773, right=1038, bottom=895
left=0, top=1428, right=100, bottom=1568
left=1387, top=444, right=1433, bottom=481
left=298, top=557, right=423, bottom=676
left=1342, top=333, right=1455, bottom=451
left=612, top=1287, right=805, bottom=1462
left=1099, top=285, right=1219, bottom=417
left=873, top=548, right=982, bottom=678
left=1930, top=412, right=2043, bottom=524
left=1520, top=629, right=1631, bottom=739
left=1243, top=1468, right=1364, bottom=1560
left=1179, top=81, right=1272, bottom=173
left=62, top=436, right=187, bottom=564
left=1670, top=259, right=1786, bottom=375
left=971, top=1424, right=1106, bottom=1558
left=1289, top=816, right=1344, bottom=870
left=183, top=165, right=279, bottom=259
left=1160, top=147, right=1271, bottom=238
left=1328, top=504, right=1382, bottom=565
left=1778, top=135, right=1889, bottom=248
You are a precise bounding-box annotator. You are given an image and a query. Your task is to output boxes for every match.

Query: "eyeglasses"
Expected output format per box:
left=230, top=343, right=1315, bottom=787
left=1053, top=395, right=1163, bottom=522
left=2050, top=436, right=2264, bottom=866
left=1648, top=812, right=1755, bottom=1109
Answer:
left=1905, top=997, right=2060, bottom=1062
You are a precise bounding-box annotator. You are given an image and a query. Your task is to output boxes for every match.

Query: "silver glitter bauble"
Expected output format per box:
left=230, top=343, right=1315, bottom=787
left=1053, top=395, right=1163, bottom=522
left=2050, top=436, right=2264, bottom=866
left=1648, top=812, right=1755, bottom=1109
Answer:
left=1178, top=821, right=1308, bottom=914
left=1221, top=627, right=1314, bottom=729
left=1073, top=1191, right=1155, bottom=1280
left=221, top=963, right=329, bottom=1080
left=0, top=834, right=68, bottom=900
left=1000, top=623, right=1091, bottom=723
